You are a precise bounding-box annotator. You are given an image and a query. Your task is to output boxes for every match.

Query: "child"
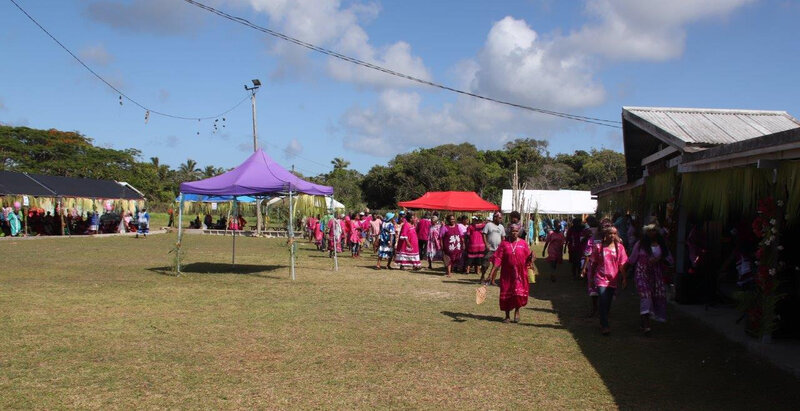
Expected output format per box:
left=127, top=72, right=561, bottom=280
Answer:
left=586, top=226, right=628, bottom=336
left=542, top=224, right=566, bottom=282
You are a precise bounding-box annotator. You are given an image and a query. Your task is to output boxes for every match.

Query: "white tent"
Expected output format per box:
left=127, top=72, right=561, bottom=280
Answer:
left=501, top=189, right=597, bottom=215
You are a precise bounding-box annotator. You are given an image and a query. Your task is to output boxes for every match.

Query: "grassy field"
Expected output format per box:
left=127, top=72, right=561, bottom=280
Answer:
left=1, top=233, right=797, bottom=409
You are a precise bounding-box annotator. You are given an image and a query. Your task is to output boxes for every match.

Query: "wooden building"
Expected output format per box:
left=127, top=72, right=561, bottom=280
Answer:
left=594, top=107, right=800, bottom=337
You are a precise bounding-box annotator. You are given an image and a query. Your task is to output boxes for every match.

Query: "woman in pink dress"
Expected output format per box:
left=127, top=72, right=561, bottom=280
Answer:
left=581, top=216, right=602, bottom=318
left=465, top=217, right=486, bottom=274
left=629, top=224, right=673, bottom=335
left=587, top=225, right=628, bottom=335
left=542, top=224, right=566, bottom=282
left=395, top=211, right=422, bottom=270
left=313, top=219, right=324, bottom=250
left=488, top=223, right=533, bottom=323
left=349, top=213, right=362, bottom=257
left=440, top=214, right=463, bottom=278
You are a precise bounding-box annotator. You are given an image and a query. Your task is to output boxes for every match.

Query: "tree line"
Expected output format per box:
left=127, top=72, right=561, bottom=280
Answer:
left=0, top=125, right=625, bottom=210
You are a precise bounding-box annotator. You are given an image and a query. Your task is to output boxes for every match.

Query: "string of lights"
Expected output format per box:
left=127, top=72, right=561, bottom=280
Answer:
left=9, top=0, right=252, bottom=121
left=182, top=0, right=622, bottom=129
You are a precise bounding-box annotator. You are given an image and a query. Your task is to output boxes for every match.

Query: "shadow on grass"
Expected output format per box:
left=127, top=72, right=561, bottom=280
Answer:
left=440, top=310, right=566, bottom=329
left=527, top=257, right=800, bottom=409
left=147, top=262, right=283, bottom=278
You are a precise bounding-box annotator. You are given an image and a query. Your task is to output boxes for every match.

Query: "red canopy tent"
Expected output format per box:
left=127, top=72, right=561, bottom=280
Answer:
left=397, top=191, right=499, bottom=211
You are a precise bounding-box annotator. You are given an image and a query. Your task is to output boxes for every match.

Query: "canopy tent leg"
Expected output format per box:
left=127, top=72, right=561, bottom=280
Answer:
left=289, top=189, right=296, bottom=281
left=177, top=194, right=184, bottom=275
left=232, top=198, right=237, bottom=266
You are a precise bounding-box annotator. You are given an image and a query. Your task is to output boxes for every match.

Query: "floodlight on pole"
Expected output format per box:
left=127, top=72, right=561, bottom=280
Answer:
left=244, top=79, right=261, bottom=152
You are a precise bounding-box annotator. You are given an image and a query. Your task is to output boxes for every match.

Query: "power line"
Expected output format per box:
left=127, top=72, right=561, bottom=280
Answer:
left=8, top=0, right=251, bottom=121
left=182, top=0, right=622, bottom=129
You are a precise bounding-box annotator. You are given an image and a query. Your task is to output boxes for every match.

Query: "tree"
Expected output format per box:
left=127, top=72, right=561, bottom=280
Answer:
left=331, top=157, right=350, bottom=171
left=178, top=159, right=200, bottom=182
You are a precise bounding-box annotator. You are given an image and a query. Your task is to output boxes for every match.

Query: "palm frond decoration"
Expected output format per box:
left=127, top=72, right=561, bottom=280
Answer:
left=645, top=168, right=677, bottom=205
left=680, top=167, right=772, bottom=221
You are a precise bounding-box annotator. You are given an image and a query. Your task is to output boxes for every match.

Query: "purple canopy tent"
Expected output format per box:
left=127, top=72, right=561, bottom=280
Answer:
left=177, top=149, right=334, bottom=279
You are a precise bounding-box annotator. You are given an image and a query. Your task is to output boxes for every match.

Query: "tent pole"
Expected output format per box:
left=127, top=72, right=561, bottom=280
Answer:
left=232, top=198, right=237, bottom=266
left=289, top=188, right=296, bottom=281
left=177, top=194, right=184, bottom=275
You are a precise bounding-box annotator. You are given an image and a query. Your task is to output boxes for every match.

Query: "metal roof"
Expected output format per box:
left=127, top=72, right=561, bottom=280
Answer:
left=0, top=171, right=144, bottom=199
left=623, top=107, right=800, bottom=146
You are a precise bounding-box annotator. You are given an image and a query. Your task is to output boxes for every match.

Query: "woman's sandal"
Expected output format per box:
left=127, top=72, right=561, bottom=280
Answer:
left=502, top=318, right=511, bottom=324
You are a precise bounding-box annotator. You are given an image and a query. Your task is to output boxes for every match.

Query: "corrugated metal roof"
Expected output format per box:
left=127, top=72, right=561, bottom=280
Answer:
left=624, top=107, right=800, bottom=146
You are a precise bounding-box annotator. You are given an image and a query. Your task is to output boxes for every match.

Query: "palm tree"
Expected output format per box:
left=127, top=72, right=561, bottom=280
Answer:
left=178, top=159, right=199, bottom=181
left=202, top=165, right=222, bottom=178
left=331, top=157, right=350, bottom=170
left=150, top=156, right=160, bottom=168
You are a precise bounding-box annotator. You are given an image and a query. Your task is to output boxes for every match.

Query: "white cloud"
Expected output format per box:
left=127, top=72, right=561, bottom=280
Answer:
left=79, top=44, right=114, bottom=66
left=242, top=0, right=430, bottom=88
left=339, top=0, right=754, bottom=157
left=341, top=89, right=553, bottom=157
left=283, top=138, right=303, bottom=158
left=464, top=16, right=605, bottom=110
left=565, top=0, right=756, bottom=61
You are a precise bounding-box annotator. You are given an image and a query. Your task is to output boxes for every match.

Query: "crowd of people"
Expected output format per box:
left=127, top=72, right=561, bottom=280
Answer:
left=301, top=210, right=674, bottom=335
left=0, top=203, right=151, bottom=237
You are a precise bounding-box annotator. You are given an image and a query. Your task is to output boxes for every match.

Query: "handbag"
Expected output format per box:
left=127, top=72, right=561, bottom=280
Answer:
left=475, top=285, right=487, bottom=305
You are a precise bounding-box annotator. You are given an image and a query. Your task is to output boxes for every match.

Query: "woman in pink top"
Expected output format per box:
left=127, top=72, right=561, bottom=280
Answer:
left=465, top=217, right=486, bottom=274
left=587, top=226, right=628, bottom=335
left=369, top=216, right=382, bottom=252
left=395, top=211, right=422, bottom=270
left=349, top=213, right=362, bottom=257
left=542, top=224, right=567, bottom=282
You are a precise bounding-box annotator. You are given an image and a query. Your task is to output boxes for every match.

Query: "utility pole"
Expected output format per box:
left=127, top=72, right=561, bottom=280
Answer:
left=245, top=79, right=262, bottom=233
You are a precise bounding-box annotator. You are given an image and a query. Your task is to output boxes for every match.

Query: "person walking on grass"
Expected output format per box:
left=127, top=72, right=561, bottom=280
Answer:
left=629, top=224, right=673, bottom=336
left=136, top=208, right=149, bottom=238
left=376, top=212, right=396, bottom=269
left=541, top=223, right=566, bottom=282
left=349, top=213, right=362, bottom=257
left=566, top=218, right=586, bottom=281
left=426, top=214, right=443, bottom=269
left=395, top=211, right=422, bottom=270
left=581, top=216, right=602, bottom=317
left=487, top=224, right=533, bottom=323
left=441, top=214, right=463, bottom=278
left=465, top=216, right=486, bottom=275
left=417, top=212, right=432, bottom=262
left=481, top=212, right=505, bottom=285
left=584, top=225, right=628, bottom=336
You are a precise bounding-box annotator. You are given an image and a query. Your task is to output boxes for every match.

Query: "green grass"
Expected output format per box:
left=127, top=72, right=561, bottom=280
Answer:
left=0, top=234, right=797, bottom=409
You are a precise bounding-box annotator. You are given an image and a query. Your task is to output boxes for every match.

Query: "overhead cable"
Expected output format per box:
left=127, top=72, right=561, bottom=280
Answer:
left=9, top=0, right=251, bottom=121
left=182, top=0, right=622, bottom=129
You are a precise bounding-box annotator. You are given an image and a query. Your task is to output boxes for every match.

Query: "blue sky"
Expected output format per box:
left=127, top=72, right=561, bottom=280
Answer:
left=1, top=0, right=799, bottom=176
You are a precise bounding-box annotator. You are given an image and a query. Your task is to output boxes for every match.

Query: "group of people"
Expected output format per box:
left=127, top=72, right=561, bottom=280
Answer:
left=188, top=213, right=244, bottom=231
left=0, top=205, right=151, bottom=237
